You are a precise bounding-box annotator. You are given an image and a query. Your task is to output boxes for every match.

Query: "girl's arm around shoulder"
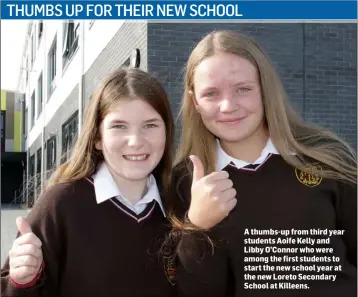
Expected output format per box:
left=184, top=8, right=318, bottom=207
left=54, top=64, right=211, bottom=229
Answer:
left=1, top=182, right=79, bottom=297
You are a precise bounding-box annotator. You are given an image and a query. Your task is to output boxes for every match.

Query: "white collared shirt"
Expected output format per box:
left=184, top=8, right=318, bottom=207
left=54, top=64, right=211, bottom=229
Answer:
left=92, top=162, right=166, bottom=217
left=216, top=138, right=279, bottom=171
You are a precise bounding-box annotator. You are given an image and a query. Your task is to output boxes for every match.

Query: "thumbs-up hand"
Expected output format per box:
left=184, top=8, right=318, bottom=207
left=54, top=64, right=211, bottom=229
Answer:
left=187, top=155, right=237, bottom=230
left=8, top=217, right=43, bottom=285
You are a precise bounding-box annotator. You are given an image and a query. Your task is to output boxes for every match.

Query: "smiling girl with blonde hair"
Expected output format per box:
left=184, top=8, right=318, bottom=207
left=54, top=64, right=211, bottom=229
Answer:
left=169, top=30, right=357, bottom=297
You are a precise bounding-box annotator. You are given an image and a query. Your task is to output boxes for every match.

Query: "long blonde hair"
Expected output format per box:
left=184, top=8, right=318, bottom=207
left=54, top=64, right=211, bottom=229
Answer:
left=46, top=68, right=175, bottom=207
left=175, top=30, right=357, bottom=184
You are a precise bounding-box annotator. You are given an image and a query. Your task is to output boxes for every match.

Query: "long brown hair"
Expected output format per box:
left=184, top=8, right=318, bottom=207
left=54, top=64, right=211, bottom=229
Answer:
left=46, top=68, right=174, bottom=208
left=167, top=30, right=356, bottom=238
left=175, top=30, right=356, bottom=184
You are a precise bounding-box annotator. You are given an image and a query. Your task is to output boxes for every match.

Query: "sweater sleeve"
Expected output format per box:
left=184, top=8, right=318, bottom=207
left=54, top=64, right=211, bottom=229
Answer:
left=335, top=181, right=357, bottom=267
left=170, top=163, right=233, bottom=297
left=1, top=183, right=69, bottom=297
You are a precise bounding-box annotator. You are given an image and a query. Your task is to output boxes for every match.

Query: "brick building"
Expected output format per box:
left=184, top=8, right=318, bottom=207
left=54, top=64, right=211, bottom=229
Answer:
left=19, top=21, right=357, bottom=206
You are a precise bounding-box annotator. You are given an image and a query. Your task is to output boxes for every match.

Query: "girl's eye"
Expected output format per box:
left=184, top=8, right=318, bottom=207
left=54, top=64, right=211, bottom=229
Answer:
left=206, top=91, right=218, bottom=97
left=236, top=87, right=251, bottom=93
left=144, top=124, right=158, bottom=128
left=113, top=125, right=126, bottom=129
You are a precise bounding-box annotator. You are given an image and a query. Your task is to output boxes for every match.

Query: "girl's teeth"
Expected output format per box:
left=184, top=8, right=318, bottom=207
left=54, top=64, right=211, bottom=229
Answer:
left=124, top=155, right=147, bottom=161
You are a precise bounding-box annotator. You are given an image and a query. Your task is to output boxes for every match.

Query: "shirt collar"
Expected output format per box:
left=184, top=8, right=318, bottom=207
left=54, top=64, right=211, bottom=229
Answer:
left=92, top=162, right=166, bottom=217
left=216, top=138, right=279, bottom=171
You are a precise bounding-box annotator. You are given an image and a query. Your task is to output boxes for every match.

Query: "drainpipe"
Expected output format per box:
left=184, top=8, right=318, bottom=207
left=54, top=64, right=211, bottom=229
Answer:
left=41, top=22, right=47, bottom=193
left=78, top=20, right=85, bottom=134
left=26, top=80, right=30, bottom=208
left=24, top=22, right=32, bottom=208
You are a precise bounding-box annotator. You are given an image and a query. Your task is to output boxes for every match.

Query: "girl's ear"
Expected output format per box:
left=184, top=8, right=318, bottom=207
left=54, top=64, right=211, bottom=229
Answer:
left=95, top=140, right=102, bottom=151
left=94, top=129, right=102, bottom=151
left=189, top=90, right=200, bottom=112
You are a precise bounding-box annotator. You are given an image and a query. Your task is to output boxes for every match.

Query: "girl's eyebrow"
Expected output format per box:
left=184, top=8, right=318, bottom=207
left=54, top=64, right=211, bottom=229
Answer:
left=143, top=118, right=162, bottom=123
left=199, top=86, right=218, bottom=93
left=198, top=80, right=256, bottom=93
left=109, top=118, right=162, bottom=124
left=110, top=120, right=127, bottom=124
left=233, top=80, right=256, bottom=87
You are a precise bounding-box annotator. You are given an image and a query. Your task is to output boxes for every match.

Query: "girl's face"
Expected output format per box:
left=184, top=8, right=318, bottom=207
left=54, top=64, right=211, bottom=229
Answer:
left=95, top=99, right=166, bottom=183
left=192, top=52, right=265, bottom=144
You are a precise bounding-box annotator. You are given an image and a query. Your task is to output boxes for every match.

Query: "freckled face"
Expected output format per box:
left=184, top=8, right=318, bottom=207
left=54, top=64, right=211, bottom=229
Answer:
left=193, top=52, right=265, bottom=144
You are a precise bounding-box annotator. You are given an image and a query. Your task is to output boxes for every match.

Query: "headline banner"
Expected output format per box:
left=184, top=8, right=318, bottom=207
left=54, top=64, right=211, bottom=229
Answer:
left=1, top=1, right=357, bottom=20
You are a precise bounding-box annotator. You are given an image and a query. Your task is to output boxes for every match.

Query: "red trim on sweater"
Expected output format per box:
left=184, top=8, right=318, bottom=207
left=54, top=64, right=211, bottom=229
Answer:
left=9, top=261, right=45, bottom=288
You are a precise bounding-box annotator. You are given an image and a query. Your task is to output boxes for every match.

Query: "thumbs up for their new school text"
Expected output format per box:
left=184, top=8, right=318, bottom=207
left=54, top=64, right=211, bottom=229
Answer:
left=8, top=217, right=43, bottom=285
left=187, top=155, right=237, bottom=230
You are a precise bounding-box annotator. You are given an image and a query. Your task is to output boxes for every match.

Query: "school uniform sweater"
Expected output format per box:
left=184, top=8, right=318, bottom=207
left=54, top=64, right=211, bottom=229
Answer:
left=1, top=178, right=176, bottom=297
left=172, top=154, right=357, bottom=297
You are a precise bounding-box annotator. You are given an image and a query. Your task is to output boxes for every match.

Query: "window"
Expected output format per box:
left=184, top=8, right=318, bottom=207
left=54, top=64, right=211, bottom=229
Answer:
left=122, top=58, right=130, bottom=67
left=48, top=38, right=57, bottom=98
left=88, top=20, right=95, bottom=30
left=62, top=21, right=79, bottom=68
left=25, top=57, right=29, bottom=85
left=1, top=111, right=5, bottom=152
left=29, top=154, right=35, bottom=177
left=38, top=21, right=43, bottom=44
left=61, top=111, right=78, bottom=163
left=46, top=136, right=57, bottom=171
left=22, top=101, right=26, bottom=136
left=28, top=154, right=35, bottom=207
left=31, top=32, right=36, bottom=66
left=31, top=91, right=35, bottom=128
left=24, top=107, right=28, bottom=138
left=36, top=148, right=42, bottom=193
left=37, top=73, right=43, bottom=117
left=37, top=148, right=42, bottom=175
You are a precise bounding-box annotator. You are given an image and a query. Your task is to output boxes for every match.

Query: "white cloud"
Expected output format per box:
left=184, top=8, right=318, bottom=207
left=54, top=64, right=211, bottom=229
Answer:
left=1, top=20, right=29, bottom=92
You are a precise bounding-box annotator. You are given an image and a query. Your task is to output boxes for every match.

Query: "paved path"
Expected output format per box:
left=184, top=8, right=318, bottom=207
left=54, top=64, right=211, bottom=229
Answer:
left=1, top=204, right=29, bottom=266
